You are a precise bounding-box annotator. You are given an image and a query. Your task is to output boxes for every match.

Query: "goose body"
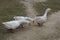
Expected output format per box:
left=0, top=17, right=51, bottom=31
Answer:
left=2, top=20, right=31, bottom=29
left=13, top=16, right=35, bottom=26
left=2, top=20, right=21, bottom=29
left=35, top=16, right=47, bottom=23
left=2, top=19, right=31, bottom=32
left=35, top=8, right=51, bottom=26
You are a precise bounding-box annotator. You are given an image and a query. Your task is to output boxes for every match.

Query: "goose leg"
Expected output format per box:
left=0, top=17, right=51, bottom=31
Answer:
left=37, top=23, right=41, bottom=26
left=32, top=20, right=35, bottom=26
left=40, top=23, right=43, bottom=26
left=21, top=24, right=24, bottom=28
left=7, top=29, right=14, bottom=33
left=37, top=23, right=43, bottom=27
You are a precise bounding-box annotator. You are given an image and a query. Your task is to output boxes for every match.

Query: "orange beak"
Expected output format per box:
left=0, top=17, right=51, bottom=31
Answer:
left=29, top=20, right=35, bottom=26
left=32, top=20, right=35, bottom=24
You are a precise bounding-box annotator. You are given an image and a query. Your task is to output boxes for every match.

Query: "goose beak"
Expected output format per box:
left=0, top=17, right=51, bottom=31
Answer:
left=29, top=20, right=35, bottom=26
left=32, top=20, right=35, bottom=24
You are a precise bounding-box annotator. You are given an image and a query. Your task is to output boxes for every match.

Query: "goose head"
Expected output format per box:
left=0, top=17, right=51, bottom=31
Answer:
left=28, top=19, right=35, bottom=26
left=47, top=8, right=51, bottom=11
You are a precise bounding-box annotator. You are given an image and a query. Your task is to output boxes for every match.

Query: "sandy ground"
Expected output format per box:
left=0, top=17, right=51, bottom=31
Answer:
left=6, top=0, right=60, bottom=40
left=20, top=0, right=37, bottom=18
left=7, top=10, right=60, bottom=40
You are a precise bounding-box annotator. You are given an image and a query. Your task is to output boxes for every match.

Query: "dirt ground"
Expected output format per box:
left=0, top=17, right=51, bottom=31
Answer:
left=7, top=11, right=60, bottom=40
left=6, top=0, right=60, bottom=40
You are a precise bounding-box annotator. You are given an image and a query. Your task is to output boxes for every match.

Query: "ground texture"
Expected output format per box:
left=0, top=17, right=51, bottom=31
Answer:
left=5, top=0, right=60, bottom=40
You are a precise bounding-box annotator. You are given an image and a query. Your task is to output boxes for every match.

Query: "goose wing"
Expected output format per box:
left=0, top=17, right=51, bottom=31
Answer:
left=13, top=16, right=25, bottom=20
left=2, top=20, right=21, bottom=29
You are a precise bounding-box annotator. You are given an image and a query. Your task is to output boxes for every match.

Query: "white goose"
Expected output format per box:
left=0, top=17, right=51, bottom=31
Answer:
left=35, top=8, right=51, bottom=26
left=13, top=16, right=35, bottom=26
left=2, top=19, right=31, bottom=32
left=13, top=16, right=25, bottom=20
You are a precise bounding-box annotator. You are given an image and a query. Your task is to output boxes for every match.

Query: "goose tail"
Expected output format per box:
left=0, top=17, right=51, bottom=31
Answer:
left=2, top=22, right=6, bottom=25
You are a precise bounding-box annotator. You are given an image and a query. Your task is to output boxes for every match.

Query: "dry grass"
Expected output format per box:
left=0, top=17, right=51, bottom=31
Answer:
left=0, top=0, right=26, bottom=40
left=0, top=0, right=60, bottom=40
left=33, top=0, right=60, bottom=16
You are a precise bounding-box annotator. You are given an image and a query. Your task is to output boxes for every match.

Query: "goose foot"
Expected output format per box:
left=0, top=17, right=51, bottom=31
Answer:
left=37, top=23, right=43, bottom=27
left=7, top=29, right=15, bottom=33
left=21, top=24, right=24, bottom=28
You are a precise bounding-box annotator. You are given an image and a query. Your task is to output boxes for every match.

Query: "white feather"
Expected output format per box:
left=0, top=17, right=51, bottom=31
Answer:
left=13, top=16, right=25, bottom=20
left=13, top=16, right=34, bottom=21
left=2, top=20, right=31, bottom=29
left=35, top=8, right=51, bottom=23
